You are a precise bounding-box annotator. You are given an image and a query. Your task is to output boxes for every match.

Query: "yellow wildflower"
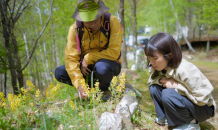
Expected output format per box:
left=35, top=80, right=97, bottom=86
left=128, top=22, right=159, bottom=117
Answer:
left=116, top=85, right=122, bottom=92
left=15, top=97, right=21, bottom=107
left=26, top=80, right=35, bottom=91
left=49, top=82, right=55, bottom=88
left=119, top=73, right=126, bottom=92
left=10, top=101, right=15, bottom=111
left=46, top=87, right=50, bottom=97
left=30, top=102, right=34, bottom=107
left=35, top=89, right=40, bottom=98
left=111, top=76, right=117, bottom=87
left=69, top=100, right=75, bottom=110
left=53, top=77, right=56, bottom=81
left=21, top=88, right=28, bottom=95
left=1, top=102, right=6, bottom=108
left=0, top=92, right=5, bottom=102
left=94, top=82, right=99, bottom=88
left=90, top=88, right=95, bottom=93
left=8, top=94, right=14, bottom=102
left=22, top=95, right=26, bottom=101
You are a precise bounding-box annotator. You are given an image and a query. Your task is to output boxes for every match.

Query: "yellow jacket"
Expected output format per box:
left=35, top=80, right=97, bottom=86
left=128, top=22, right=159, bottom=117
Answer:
left=147, top=59, right=216, bottom=117
left=65, top=15, right=122, bottom=89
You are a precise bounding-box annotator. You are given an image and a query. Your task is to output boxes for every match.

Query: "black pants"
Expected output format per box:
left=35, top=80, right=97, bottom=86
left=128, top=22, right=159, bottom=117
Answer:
left=55, top=59, right=121, bottom=91
left=149, top=84, right=214, bottom=126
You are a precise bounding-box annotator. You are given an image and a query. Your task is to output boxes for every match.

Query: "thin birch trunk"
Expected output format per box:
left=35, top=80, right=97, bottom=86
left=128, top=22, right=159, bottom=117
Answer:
left=22, top=14, right=33, bottom=81
left=35, top=27, right=47, bottom=87
left=55, top=32, right=60, bottom=67
left=119, top=0, right=128, bottom=68
left=52, top=17, right=57, bottom=70
left=169, top=0, right=195, bottom=53
left=164, top=15, right=167, bottom=33
left=3, top=71, right=7, bottom=97
left=54, top=25, right=60, bottom=67
left=206, top=26, right=210, bottom=54
left=34, top=55, right=44, bottom=89
left=36, top=0, right=52, bottom=82
left=133, top=0, right=137, bottom=58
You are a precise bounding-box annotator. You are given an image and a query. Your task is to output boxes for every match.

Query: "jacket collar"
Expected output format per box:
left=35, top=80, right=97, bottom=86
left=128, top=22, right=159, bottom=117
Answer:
left=166, top=67, right=175, bottom=76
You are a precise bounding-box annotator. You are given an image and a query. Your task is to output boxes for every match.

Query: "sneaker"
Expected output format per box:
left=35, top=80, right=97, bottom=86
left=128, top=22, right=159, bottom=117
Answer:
left=155, top=117, right=168, bottom=126
left=101, top=90, right=111, bottom=102
left=173, top=120, right=200, bottom=130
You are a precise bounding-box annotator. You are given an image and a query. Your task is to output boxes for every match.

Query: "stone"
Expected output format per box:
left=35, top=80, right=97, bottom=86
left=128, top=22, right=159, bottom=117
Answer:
left=98, top=112, right=123, bottom=130
left=115, top=102, right=131, bottom=119
left=120, top=95, right=140, bottom=116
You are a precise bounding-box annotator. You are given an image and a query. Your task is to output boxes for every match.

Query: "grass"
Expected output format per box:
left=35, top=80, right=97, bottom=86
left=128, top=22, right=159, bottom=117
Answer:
left=0, top=74, right=127, bottom=129
left=1, top=59, right=217, bottom=129
left=189, top=60, right=218, bottom=70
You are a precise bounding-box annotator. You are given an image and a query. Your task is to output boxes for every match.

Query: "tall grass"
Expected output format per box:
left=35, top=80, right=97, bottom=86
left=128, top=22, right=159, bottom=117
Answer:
left=0, top=74, right=127, bottom=129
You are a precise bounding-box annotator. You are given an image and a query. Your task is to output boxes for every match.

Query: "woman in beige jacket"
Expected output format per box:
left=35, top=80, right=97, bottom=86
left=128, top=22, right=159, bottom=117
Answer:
left=144, top=32, right=215, bottom=130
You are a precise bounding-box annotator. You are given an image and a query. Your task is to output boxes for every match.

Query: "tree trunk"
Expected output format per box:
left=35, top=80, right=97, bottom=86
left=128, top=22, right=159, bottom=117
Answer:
left=3, top=71, right=7, bottom=97
left=206, top=26, right=210, bottom=54
left=119, top=0, right=127, bottom=68
left=0, top=2, right=19, bottom=95
left=164, top=15, right=167, bottom=33
left=52, top=17, right=56, bottom=71
left=133, top=0, right=137, bottom=58
left=22, top=14, right=33, bottom=81
left=11, top=28, right=23, bottom=93
left=36, top=0, right=52, bottom=82
left=169, top=0, right=195, bottom=53
left=35, top=25, right=48, bottom=86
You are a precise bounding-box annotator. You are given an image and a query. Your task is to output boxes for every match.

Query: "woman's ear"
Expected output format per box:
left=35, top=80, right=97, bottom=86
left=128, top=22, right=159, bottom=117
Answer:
left=168, top=53, right=173, bottom=59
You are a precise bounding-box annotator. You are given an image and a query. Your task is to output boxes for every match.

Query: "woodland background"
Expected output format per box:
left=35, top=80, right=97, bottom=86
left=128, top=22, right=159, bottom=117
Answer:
left=0, top=0, right=218, bottom=96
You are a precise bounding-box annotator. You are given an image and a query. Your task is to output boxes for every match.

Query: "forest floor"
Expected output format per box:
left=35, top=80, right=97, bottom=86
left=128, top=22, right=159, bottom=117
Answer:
left=128, top=47, right=218, bottom=130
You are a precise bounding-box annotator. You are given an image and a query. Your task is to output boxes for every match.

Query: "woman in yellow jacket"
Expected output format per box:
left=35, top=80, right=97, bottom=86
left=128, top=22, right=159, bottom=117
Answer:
left=55, top=0, right=122, bottom=101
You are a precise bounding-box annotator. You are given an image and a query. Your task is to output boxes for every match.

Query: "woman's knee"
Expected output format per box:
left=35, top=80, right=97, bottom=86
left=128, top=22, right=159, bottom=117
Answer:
left=162, top=89, right=184, bottom=109
left=161, top=89, right=175, bottom=105
left=149, top=84, right=162, bottom=97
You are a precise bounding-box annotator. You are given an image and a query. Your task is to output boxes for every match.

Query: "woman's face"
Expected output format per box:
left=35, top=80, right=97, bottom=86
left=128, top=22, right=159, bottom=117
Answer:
left=83, top=17, right=102, bottom=31
left=147, top=51, right=169, bottom=71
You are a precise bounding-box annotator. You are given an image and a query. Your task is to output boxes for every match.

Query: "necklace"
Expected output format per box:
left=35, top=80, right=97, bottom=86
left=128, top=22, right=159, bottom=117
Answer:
left=84, top=26, right=101, bottom=52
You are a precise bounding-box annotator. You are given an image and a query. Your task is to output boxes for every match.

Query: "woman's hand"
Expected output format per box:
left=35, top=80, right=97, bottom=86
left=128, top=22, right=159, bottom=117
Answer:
left=81, top=58, right=91, bottom=76
left=77, top=85, right=88, bottom=99
left=159, top=77, right=178, bottom=89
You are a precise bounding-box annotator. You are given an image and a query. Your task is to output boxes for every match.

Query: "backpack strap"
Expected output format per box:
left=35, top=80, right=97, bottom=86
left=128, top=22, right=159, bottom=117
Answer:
left=76, top=20, right=84, bottom=63
left=102, top=13, right=121, bottom=61
left=101, top=12, right=111, bottom=50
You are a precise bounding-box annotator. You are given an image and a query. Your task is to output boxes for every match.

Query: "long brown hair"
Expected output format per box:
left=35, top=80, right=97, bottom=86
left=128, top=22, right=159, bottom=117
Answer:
left=144, top=32, right=182, bottom=68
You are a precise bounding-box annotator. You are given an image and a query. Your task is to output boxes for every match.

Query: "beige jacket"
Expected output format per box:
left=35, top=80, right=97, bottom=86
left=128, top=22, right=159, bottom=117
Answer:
left=147, top=59, right=216, bottom=116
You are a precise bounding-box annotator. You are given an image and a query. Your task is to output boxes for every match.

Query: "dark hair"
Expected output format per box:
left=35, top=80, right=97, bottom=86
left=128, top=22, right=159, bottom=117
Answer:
left=144, top=32, right=182, bottom=68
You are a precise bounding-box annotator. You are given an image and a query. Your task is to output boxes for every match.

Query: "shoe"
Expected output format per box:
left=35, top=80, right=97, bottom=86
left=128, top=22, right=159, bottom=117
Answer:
left=155, top=117, right=168, bottom=126
left=101, top=90, right=111, bottom=102
left=173, top=120, right=200, bottom=130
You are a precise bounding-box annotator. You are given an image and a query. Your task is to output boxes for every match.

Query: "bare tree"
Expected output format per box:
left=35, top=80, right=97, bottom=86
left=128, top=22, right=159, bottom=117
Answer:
left=22, top=13, right=33, bottom=82
left=0, top=0, right=53, bottom=94
left=169, top=0, right=195, bottom=53
left=133, top=0, right=137, bottom=56
left=36, top=0, right=52, bottom=83
left=119, top=0, right=127, bottom=68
